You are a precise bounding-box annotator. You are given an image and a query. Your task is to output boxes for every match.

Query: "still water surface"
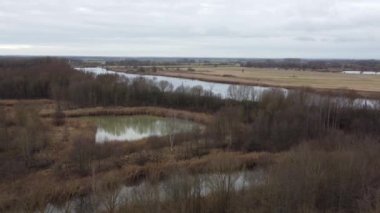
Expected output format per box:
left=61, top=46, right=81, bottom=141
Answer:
left=84, top=115, right=200, bottom=143
left=45, top=169, right=266, bottom=213
left=77, top=67, right=378, bottom=107
left=76, top=67, right=273, bottom=98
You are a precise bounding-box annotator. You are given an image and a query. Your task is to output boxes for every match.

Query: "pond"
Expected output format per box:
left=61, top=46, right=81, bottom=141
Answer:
left=84, top=115, right=200, bottom=143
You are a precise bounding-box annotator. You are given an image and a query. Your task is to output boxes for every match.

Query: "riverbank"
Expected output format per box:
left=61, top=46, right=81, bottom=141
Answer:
left=109, top=66, right=380, bottom=99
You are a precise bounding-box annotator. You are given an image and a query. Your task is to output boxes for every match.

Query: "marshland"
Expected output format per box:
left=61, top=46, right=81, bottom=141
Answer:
left=2, top=0, right=380, bottom=211
left=1, top=58, right=380, bottom=213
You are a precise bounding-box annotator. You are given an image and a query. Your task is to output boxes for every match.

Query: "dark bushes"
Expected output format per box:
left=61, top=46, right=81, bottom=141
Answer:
left=52, top=105, right=65, bottom=126
left=65, top=75, right=226, bottom=111
left=0, top=106, right=50, bottom=179
left=0, top=58, right=227, bottom=111
left=243, top=133, right=380, bottom=213
left=206, top=89, right=380, bottom=152
left=68, top=136, right=125, bottom=175
left=249, top=90, right=380, bottom=151
left=0, top=108, right=10, bottom=152
left=0, top=58, right=85, bottom=100
left=69, top=136, right=96, bottom=175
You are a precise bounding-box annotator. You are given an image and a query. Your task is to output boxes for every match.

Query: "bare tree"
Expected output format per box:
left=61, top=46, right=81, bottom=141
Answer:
left=158, top=80, right=173, bottom=92
left=96, top=178, right=123, bottom=213
left=52, top=103, right=65, bottom=126
left=164, top=113, right=178, bottom=152
left=227, top=85, right=251, bottom=101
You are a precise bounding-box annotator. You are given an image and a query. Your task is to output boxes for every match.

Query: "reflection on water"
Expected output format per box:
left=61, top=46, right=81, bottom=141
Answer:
left=45, top=169, right=266, bottom=213
left=84, top=115, right=200, bottom=143
left=76, top=67, right=271, bottom=98
left=76, top=67, right=379, bottom=108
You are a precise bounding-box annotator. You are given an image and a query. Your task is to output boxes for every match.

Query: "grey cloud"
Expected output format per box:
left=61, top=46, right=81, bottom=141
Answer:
left=0, top=0, right=379, bottom=58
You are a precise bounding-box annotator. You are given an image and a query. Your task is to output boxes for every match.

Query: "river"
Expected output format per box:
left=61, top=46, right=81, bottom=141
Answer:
left=76, top=67, right=379, bottom=108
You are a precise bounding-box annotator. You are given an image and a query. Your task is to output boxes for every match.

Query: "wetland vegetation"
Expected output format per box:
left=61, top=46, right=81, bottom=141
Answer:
left=1, top=58, right=380, bottom=212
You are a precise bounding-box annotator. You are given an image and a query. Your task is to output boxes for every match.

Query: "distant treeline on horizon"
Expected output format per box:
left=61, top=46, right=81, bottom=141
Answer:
left=1, top=56, right=380, bottom=71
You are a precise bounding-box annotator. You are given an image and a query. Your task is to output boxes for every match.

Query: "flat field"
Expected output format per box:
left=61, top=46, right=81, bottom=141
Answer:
left=171, top=66, right=380, bottom=97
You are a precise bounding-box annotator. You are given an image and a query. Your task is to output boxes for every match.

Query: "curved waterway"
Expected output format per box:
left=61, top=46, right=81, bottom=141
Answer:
left=76, top=67, right=276, bottom=99
left=76, top=67, right=379, bottom=108
left=83, top=115, right=200, bottom=143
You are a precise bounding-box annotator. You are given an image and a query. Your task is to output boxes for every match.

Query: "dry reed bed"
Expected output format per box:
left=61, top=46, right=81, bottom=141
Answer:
left=0, top=99, right=55, bottom=107
left=40, top=106, right=214, bottom=124
left=0, top=150, right=274, bottom=211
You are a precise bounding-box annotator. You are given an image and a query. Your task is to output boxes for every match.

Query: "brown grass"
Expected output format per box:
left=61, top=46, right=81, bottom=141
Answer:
left=40, top=106, right=214, bottom=125
left=0, top=99, right=55, bottom=107
left=0, top=147, right=273, bottom=211
left=1, top=100, right=271, bottom=212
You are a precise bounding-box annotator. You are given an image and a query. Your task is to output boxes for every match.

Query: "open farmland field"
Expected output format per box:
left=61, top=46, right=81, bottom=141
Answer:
left=164, top=66, right=380, bottom=98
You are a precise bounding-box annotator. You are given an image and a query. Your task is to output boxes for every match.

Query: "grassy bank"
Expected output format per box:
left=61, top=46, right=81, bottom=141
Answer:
left=40, top=106, right=214, bottom=125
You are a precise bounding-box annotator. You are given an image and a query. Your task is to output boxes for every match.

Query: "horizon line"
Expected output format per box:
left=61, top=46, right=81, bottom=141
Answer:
left=0, top=54, right=379, bottom=61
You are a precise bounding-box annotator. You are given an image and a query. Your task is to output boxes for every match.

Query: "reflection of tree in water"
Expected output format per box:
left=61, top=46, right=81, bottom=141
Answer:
left=85, top=115, right=198, bottom=138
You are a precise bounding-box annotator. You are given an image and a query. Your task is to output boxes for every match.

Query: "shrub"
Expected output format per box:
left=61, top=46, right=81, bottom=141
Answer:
left=52, top=105, right=65, bottom=126
left=245, top=133, right=380, bottom=212
left=69, top=136, right=96, bottom=175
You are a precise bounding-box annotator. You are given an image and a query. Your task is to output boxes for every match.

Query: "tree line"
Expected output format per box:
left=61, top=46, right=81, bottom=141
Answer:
left=243, top=59, right=380, bottom=71
left=206, top=89, right=380, bottom=152
left=0, top=58, right=227, bottom=111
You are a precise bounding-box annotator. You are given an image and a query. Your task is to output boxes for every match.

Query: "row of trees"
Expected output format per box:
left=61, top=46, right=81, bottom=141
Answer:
left=0, top=106, right=49, bottom=180
left=0, top=58, right=87, bottom=100
left=206, top=89, right=380, bottom=152
left=243, top=59, right=380, bottom=71
left=0, top=58, right=227, bottom=111
left=65, top=75, right=226, bottom=111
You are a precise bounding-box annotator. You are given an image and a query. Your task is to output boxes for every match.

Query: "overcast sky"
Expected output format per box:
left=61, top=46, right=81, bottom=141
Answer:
left=0, top=0, right=379, bottom=58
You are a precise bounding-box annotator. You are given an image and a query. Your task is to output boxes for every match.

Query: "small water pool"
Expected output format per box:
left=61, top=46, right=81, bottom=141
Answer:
left=83, top=115, right=200, bottom=143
